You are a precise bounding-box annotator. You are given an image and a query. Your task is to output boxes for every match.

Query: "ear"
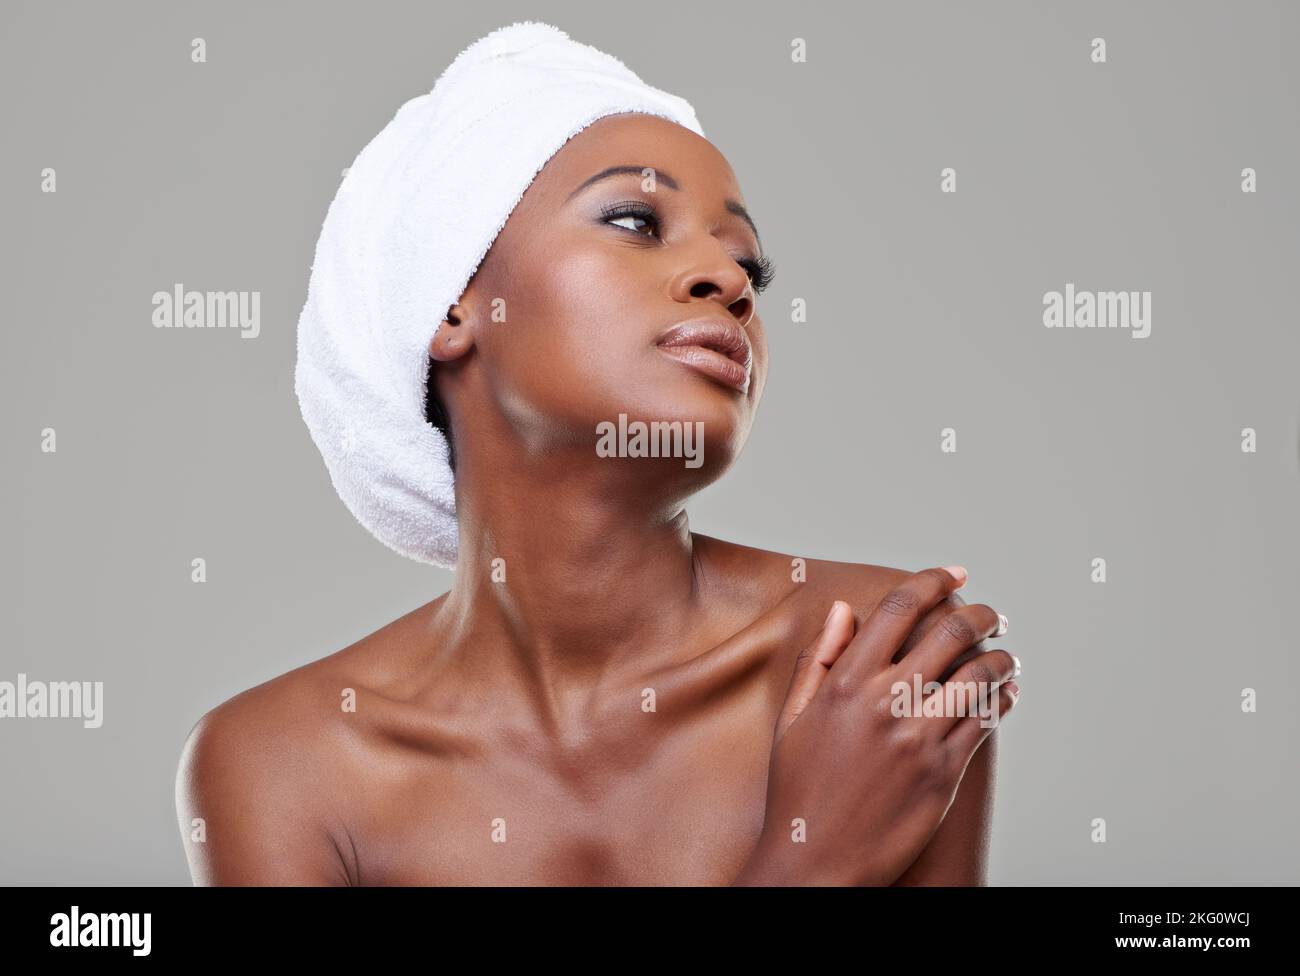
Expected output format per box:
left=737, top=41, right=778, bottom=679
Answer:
left=429, top=302, right=476, bottom=363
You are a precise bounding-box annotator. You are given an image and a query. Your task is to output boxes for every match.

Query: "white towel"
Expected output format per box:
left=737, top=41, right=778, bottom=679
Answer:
left=293, top=21, right=705, bottom=569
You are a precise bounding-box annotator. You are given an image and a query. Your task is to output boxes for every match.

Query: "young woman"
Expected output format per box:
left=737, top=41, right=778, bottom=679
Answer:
left=175, top=31, right=1020, bottom=887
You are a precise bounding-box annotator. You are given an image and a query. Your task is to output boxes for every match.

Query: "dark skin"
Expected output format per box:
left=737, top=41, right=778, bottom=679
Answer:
left=175, top=114, right=1018, bottom=885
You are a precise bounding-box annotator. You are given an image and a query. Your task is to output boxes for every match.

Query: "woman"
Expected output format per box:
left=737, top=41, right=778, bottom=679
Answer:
left=175, top=22, right=1020, bottom=886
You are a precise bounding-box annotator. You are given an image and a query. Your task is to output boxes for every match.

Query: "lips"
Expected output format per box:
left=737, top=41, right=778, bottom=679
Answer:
left=655, top=318, right=752, bottom=392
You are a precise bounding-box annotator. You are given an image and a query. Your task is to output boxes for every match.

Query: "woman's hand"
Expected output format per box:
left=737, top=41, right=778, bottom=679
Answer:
left=732, top=566, right=1019, bottom=886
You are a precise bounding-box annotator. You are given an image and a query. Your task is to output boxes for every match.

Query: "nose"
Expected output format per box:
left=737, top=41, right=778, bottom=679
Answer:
left=668, top=245, right=755, bottom=326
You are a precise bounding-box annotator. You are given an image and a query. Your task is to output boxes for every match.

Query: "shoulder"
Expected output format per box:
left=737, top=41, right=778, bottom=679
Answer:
left=697, top=531, right=959, bottom=606
left=702, top=537, right=1000, bottom=883
left=174, top=661, right=354, bottom=883
left=178, top=596, right=441, bottom=776
left=799, top=557, right=973, bottom=650
left=173, top=606, right=432, bottom=885
left=177, top=665, right=337, bottom=792
left=178, top=635, right=361, bottom=779
left=695, top=533, right=974, bottom=650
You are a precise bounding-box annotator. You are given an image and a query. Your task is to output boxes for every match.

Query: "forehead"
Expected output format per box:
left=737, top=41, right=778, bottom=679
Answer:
left=527, top=112, right=743, bottom=206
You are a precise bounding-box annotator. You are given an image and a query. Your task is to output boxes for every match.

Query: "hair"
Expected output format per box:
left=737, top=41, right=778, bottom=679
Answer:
left=423, top=356, right=456, bottom=474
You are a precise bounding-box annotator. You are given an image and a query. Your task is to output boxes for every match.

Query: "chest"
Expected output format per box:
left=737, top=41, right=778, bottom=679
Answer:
left=350, top=705, right=776, bottom=885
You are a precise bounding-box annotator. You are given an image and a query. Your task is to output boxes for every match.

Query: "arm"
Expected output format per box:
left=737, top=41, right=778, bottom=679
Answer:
left=891, top=724, right=997, bottom=885
left=891, top=591, right=999, bottom=885
left=735, top=670, right=1000, bottom=887
left=737, top=567, right=1014, bottom=886
left=174, top=705, right=352, bottom=886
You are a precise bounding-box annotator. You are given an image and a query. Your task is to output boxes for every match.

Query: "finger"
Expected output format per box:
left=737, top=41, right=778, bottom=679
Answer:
left=897, top=603, right=1006, bottom=690
left=828, top=566, right=967, bottom=686
left=929, top=647, right=1017, bottom=735
left=891, top=591, right=971, bottom=665
left=947, top=679, right=1018, bottom=757
left=944, top=656, right=1020, bottom=749
left=775, top=600, right=856, bottom=740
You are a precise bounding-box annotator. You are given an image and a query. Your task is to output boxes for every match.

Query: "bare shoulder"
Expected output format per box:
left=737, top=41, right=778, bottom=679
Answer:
left=174, top=666, right=349, bottom=884
left=698, top=536, right=1000, bottom=884
left=174, top=598, right=442, bottom=884
left=694, top=533, right=975, bottom=651
left=696, top=532, right=959, bottom=610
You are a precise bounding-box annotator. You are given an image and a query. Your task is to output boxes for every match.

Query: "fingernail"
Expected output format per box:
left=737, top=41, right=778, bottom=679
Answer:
left=942, top=565, right=967, bottom=587
left=1012, top=654, right=1022, bottom=678
left=1005, top=680, right=1021, bottom=698
left=994, top=613, right=1008, bottom=638
left=823, top=601, right=842, bottom=627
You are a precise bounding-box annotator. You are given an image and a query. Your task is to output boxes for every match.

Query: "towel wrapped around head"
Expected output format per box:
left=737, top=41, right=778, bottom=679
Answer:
left=293, top=20, right=705, bottom=569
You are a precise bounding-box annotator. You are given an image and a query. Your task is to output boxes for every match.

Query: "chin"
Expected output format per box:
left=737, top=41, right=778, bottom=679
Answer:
left=586, top=391, right=749, bottom=486
left=643, top=378, right=753, bottom=435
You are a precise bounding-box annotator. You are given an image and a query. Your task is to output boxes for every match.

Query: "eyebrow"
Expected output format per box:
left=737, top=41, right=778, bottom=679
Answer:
left=566, top=164, right=763, bottom=249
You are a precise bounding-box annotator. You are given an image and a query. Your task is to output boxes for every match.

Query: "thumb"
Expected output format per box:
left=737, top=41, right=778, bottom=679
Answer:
left=775, top=600, right=856, bottom=741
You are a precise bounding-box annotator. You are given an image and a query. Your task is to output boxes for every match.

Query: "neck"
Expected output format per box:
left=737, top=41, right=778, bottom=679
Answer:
left=432, top=442, right=716, bottom=714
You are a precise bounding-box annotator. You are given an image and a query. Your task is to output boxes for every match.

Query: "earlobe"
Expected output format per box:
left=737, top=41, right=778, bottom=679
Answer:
left=429, top=303, right=475, bottom=362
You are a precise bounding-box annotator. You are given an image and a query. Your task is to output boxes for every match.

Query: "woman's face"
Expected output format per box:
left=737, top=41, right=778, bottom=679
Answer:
left=450, top=112, right=771, bottom=484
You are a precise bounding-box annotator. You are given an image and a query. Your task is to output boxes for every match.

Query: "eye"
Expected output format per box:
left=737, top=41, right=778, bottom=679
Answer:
left=599, top=200, right=659, bottom=237
left=737, top=254, right=776, bottom=295
left=599, top=199, right=776, bottom=294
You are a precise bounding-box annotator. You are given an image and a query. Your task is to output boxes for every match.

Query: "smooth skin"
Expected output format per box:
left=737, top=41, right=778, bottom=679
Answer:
left=175, top=113, right=1019, bottom=886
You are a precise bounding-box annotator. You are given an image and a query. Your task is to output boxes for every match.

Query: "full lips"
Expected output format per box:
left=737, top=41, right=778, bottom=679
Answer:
left=657, top=343, right=750, bottom=391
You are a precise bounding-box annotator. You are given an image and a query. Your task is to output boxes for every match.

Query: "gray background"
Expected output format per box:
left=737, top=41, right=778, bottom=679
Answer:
left=3, top=0, right=1297, bottom=885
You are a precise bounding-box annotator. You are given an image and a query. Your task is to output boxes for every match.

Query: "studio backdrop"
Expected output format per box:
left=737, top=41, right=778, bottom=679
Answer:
left=2, top=0, right=1297, bottom=884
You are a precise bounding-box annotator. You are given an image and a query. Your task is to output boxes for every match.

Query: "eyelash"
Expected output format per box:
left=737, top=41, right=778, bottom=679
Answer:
left=598, top=200, right=776, bottom=294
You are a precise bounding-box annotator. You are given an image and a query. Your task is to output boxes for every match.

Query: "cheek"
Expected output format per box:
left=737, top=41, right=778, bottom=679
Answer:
left=481, top=243, right=652, bottom=426
left=748, top=323, right=769, bottom=377
left=753, top=329, right=771, bottom=396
